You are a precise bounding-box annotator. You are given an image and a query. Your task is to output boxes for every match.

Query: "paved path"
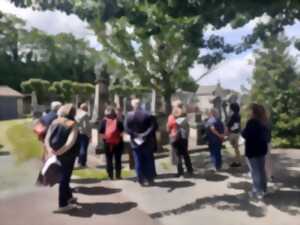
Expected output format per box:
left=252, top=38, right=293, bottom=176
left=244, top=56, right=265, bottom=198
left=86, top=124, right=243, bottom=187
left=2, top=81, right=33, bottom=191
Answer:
left=0, top=148, right=300, bottom=225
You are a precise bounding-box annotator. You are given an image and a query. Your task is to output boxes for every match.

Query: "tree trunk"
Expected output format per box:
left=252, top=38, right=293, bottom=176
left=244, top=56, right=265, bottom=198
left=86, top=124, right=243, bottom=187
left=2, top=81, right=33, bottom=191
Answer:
left=163, top=92, right=172, bottom=115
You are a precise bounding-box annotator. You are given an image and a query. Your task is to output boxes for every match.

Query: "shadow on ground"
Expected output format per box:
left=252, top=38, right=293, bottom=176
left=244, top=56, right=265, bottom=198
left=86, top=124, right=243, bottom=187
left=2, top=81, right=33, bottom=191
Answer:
left=57, top=202, right=138, bottom=217
left=153, top=180, right=195, bottom=192
left=192, top=170, right=229, bottom=182
left=73, top=186, right=122, bottom=195
left=150, top=150, right=300, bottom=219
left=0, top=151, right=10, bottom=156
left=71, top=178, right=101, bottom=184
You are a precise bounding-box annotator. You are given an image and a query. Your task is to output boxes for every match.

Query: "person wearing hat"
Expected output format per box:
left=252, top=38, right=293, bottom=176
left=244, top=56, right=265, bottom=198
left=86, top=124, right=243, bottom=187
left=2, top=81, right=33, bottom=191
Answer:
left=167, top=101, right=193, bottom=177
left=45, top=104, right=80, bottom=212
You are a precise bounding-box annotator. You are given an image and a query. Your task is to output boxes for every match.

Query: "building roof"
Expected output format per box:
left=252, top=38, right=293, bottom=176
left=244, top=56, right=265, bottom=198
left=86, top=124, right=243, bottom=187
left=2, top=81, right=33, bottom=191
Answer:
left=196, top=85, right=218, bottom=95
left=0, top=86, right=24, bottom=97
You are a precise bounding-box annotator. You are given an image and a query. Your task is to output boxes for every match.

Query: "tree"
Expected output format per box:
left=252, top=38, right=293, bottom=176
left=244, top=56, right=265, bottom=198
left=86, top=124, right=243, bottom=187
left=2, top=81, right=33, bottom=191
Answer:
left=251, top=36, right=300, bottom=147
left=8, top=1, right=300, bottom=112
left=0, top=12, right=100, bottom=90
left=21, top=79, right=50, bottom=104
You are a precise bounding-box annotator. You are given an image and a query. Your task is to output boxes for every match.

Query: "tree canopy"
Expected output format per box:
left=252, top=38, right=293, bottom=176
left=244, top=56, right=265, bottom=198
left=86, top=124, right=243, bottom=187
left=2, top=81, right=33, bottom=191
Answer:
left=251, top=36, right=300, bottom=148
left=7, top=0, right=300, bottom=111
left=0, top=12, right=98, bottom=90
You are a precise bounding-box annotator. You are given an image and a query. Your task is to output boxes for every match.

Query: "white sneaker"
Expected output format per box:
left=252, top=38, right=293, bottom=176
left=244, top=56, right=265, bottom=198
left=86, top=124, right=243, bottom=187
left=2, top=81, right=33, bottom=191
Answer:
left=56, top=204, right=77, bottom=213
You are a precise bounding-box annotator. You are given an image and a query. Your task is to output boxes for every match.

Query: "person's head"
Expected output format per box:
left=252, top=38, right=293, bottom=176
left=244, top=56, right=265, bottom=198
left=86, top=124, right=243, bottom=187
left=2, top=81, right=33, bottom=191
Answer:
left=172, top=99, right=183, bottom=109
left=51, top=101, right=62, bottom=113
left=57, top=104, right=76, bottom=120
left=208, top=108, right=219, bottom=118
left=131, top=98, right=141, bottom=111
left=250, top=103, right=268, bottom=125
left=172, top=106, right=184, bottom=118
left=230, top=102, right=240, bottom=114
left=80, top=103, right=88, bottom=112
left=104, top=106, right=117, bottom=118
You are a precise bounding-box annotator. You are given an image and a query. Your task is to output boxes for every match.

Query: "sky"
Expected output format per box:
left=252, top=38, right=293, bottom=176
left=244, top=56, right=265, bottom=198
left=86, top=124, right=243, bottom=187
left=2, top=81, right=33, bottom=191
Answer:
left=1, top=0, right=300, bottom=92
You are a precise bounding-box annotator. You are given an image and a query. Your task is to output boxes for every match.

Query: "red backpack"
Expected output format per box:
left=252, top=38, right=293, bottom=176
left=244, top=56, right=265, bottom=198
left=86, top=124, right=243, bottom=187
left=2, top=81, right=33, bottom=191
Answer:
left=104, top=118, right=121, bottom=146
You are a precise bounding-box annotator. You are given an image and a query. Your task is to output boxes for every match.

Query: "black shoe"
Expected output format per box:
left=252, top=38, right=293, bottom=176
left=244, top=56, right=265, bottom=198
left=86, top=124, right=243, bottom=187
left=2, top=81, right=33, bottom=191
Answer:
left=175, top=173, right=183, bottom=178
left=186, top=171, right=194, bottom=177
left=230, top=162, right=242, bottom=168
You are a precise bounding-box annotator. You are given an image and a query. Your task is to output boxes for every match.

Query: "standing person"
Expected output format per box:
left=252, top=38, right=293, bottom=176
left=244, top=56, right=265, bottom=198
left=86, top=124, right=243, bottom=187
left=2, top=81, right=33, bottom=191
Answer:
left=40, top=101, right=62, bottom=129
left=34, top=101, right=62, bottom=142
left=44, top=104, right=80, bottom=212
left=167, top=102, right=193, bottom=177
left=99, top=106, right=124, bottom=180
left=206, top=109, right=225, bottom=171
left=226, top=103, right=242, bottom=167
left=75, top=103, right=91, bottom=168
left=125, top=98, right=156, bottom=186
left=242, top=103, right=269, bottom=199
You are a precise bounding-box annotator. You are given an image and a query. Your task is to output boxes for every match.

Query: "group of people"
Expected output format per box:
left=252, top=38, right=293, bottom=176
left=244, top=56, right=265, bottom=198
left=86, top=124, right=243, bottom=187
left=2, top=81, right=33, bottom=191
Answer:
left=35, top=98, right=273, bottom=212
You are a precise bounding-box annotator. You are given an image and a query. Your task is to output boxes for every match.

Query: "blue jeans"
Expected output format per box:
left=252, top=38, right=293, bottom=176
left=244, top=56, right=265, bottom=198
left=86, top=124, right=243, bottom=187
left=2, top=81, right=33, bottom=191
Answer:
left=248, top=156, right=267, bottom=193
left=132, top=144, right=155, bottom=184
left=78, top=134, right=89, bottom=167
left=209, top=142, right=222, bottom=170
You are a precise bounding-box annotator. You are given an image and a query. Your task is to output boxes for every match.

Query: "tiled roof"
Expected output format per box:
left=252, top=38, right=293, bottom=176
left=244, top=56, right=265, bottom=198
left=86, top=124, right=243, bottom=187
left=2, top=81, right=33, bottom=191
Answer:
left=0, top=86, right=24, bottom=97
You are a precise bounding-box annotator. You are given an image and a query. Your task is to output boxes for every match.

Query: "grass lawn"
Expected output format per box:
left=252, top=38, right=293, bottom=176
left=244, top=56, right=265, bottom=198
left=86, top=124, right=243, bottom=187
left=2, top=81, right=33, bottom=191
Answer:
left=0, top=119, right=43, bottom=163
left=73, top=168, right=135, bottom=180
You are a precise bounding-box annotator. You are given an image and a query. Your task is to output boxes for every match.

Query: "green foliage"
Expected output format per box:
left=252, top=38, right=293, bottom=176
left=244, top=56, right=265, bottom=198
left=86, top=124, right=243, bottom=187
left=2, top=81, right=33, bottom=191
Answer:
left=0, top=13, right=98, bottom=91
left=7, top=1, right=300, bottom=112
left=20, top=78, right=95, bottom=103
left=21, top=79, right=50, bottom=104
left=73, top=168, right=134, bottom=180
left=49, top=80, right=95, bottom=103
left=251, top=36, right=300, bottom=148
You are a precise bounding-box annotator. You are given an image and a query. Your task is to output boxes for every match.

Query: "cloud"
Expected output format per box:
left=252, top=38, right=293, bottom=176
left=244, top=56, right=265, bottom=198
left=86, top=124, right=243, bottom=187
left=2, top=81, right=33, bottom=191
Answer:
left=0, top=0, right=101, bottom=49
left=190, top=51, right=254, bottom=91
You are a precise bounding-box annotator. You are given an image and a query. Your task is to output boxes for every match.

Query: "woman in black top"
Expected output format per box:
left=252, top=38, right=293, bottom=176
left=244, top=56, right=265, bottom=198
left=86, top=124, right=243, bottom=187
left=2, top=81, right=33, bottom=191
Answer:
left=242, top=103, right=269, bottom=199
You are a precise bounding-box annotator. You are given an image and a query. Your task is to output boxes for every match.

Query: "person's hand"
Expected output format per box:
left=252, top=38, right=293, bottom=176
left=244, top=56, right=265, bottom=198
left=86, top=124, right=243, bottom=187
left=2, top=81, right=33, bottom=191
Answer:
left=219, top=134, right=225, bottom=142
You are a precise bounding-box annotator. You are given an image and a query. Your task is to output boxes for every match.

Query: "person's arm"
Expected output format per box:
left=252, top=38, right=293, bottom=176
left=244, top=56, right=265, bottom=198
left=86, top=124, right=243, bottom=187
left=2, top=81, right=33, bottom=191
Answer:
left=209, top=126, right=224, bottom=140
left=139, top=117, right=155, bottom=138
left=118, top=120, right=124, bottom=137
left=98, top=120, right=106, bottom=140
left=124, top=114, right=136, bottom=136
left=166, top=116, right=172, bottom=133
left=242, top=120, right=253, bottom=139
left=54, top=127, right=79, bottom=156
left=44, top=124, right=55, bottom=156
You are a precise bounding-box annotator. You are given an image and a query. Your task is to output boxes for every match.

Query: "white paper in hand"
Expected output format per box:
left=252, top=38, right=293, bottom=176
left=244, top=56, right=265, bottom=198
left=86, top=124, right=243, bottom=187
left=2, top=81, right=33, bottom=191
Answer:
left=134, top=137, right=144, bottom=146
left=42, top=155, right=61, bottom=175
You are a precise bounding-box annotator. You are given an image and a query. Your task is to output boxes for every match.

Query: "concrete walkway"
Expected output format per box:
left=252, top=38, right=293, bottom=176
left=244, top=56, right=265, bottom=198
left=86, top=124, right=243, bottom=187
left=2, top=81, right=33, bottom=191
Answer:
left=0, top=149, right=300, bottom=225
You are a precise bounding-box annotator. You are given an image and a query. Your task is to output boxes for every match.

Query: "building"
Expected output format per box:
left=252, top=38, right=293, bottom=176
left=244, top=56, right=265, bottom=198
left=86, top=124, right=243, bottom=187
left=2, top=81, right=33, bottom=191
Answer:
left=196, top=83, right=240, bottom=120
left=0, top=86, right=24, bottom=120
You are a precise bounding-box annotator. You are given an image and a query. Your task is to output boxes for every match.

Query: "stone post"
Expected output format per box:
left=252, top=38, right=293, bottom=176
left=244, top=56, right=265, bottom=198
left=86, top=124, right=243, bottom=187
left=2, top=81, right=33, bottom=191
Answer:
left=91, top=63, right=110, bottom=153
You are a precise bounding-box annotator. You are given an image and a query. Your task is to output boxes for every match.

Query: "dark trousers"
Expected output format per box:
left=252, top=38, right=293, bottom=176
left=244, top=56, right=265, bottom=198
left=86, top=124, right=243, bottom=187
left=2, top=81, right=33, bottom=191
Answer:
left=133, top=144, right=156, bottom=184
left=78, top=134, right=89, bottom=167
left=248, top=156, right=267, bottom=193
left=172, top=139, right=193, bottom=175
left=59, top=156, right=76, bottom=207
left=208, top=142, right=222, bottom=170
left=104, top=142, right=123, bottom=179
